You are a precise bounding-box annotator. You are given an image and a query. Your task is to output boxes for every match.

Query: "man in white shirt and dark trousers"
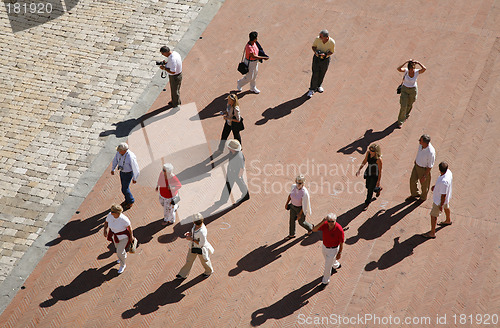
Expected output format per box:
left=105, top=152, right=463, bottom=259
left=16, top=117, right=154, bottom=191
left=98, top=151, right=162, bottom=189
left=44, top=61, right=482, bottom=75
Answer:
left=422, top=162, right=453, bottom=239
left=406, top=134, right=435, bottom=202
left=111, top=143, right=140, bottom=209
left=160, top=46, right=183, bottom=108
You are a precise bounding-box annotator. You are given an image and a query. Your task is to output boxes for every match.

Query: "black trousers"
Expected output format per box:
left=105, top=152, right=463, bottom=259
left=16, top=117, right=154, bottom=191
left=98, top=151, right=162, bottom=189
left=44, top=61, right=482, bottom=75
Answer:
left=218, top=122, right=241, bottom=150
left=309, top=55, right=330, bottom=91
left=365, top=175, right=378, bottom=205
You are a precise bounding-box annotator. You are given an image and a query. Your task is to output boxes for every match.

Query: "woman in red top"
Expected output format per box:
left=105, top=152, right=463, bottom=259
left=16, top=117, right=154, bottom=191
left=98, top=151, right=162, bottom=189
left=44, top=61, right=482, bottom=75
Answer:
left=156, top=163, right=182, bottom=225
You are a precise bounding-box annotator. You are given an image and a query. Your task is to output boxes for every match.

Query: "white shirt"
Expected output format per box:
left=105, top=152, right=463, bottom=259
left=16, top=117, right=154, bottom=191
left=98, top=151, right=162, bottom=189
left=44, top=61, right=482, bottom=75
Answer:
left=166, top=51, right=182, bottom=75
left=191, top=224, right=214, bottom=256
left=111, top=150, right=140, bottom=180
left=415, top=143, right=435, bottom=168
left=290, top=186, right=305, bottom=207
left=402, top=68, right=420, bottom=88
left=106, top=213, right=131, bottom=240
left=433, top=170, right=453, bottom=205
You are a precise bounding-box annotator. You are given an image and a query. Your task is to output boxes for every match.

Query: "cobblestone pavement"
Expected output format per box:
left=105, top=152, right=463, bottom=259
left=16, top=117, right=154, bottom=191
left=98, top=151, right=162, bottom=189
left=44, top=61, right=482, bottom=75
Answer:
left=0, top=0, right=222, bottom=286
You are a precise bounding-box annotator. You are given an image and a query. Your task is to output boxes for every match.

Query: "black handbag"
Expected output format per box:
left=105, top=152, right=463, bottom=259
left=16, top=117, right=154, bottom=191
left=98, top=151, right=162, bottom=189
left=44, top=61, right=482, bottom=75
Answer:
left=232, top=116, right=245, bottom=131
left=191, top=247, right=202, bottom=254
left=397, top=73, right=405, bottom=94
left=237, top=47, right=248, bottom=74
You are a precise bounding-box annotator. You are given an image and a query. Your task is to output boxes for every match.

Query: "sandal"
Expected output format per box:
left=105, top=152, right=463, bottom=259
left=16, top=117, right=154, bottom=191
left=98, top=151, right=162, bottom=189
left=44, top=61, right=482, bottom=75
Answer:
left=285, top=235, right=296, bottom=240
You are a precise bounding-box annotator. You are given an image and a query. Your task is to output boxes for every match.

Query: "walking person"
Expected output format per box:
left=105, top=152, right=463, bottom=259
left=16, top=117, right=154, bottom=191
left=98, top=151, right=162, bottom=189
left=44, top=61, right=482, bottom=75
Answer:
left=111, top=143, right=140, bottom=209
left=284, top=175, right=313, bottom=239
left=155, top=163, right=182, bottom=225
left=307, top=29, right=335, bottom=98
left=356, top=144, right=383, bottom=210
left=312, top=213, right=344, bottom=287
left=406, top=134, right=435, bottom=202
left=422, top=162, right=453, bottom=239
left=236, top=31, right=269, bottom=94
left=159, top=46, right=183, bottom=107
left=176, top=213, right=214, bottom=279
left=397, top=59, right=426, bottom=127
left=220, top=139, right=249, bottom=203
left=103, top=204, right=134, bottom=274
left=217, top=94, right=243, bottom=151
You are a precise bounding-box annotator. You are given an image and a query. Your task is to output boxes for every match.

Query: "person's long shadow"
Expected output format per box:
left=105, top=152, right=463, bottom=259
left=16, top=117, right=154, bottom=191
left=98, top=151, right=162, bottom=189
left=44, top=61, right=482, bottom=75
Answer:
left=99, top=105, right=181, bottom=138
left=175, top=152, right=230, bottom=185
left=255, top=94, right=309, bottom=125
left=337, top=122, right=399, bottom=155
left=39, top=261, right=118, bottom=307
left=97, top=243, right=116, bottom=260
left=229, top=236, right=305, bottom=276
left=133, top=218, right=168, bottom=245
left=365, top=227, right=445, bottom=271
left=190, top=91, right=252, bottom=121
left=346, top=200, right=421, bottom=245
left=250, top=277, right=324, bottom=326
left=46, top=209, right=109, bottom=246
left=122, top=275, right=206, bottom=318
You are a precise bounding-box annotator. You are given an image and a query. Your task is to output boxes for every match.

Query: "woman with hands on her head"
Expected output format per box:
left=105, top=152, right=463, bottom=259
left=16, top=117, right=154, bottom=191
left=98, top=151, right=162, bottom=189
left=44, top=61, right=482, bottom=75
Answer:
left=397, top=59, right=426, bottom=127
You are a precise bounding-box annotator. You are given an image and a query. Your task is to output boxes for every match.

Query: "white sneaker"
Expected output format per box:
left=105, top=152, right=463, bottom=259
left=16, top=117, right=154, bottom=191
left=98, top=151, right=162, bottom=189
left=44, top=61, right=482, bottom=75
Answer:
left=251, top=87, right=260, bottom=94
left=236, top=83, right=242, bottom=92
left=317, top=86, right=324, bottom=93
left=307, top=90, right=314, bottom=98
left=118, top=264, right=126, bottom=274
left=116, top=259, right=120, bottom=264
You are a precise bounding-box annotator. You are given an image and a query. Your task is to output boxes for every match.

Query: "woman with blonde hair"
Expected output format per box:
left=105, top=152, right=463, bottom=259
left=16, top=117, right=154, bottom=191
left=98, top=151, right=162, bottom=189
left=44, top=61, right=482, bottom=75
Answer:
left=284, top=175, right=313, bottom=239
left=356, top=144, right=383, bottom=210
left=218, top=93, right=243, bottom=151
left=103, top=204, right=134, bottom=274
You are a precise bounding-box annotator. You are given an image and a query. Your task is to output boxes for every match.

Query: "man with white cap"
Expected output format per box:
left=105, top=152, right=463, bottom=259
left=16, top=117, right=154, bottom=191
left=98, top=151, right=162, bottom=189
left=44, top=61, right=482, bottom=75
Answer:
left=111, top=143, right=140, bottom=209
left=221, top=139, right=249, bottom=203
left=312, top=213, right=344, bottom=287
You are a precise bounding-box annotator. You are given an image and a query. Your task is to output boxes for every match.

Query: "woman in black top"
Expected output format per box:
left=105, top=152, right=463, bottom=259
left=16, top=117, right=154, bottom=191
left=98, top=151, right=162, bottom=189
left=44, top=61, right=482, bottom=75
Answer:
left=356, top=144, right=383, bottom=210
left=218, top=93, right=243, bottom=151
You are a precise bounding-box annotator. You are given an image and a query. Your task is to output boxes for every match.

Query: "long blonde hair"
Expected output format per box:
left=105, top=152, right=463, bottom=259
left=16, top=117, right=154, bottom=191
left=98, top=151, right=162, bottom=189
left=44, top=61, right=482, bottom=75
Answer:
left=369, top=144, right=382, bottom=159
left=227, top=93, right=240, bottom=108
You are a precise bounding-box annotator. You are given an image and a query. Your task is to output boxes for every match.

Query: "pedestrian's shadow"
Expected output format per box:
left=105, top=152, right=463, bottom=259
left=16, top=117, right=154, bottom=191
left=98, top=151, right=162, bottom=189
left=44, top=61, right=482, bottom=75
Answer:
left=39, top=261, right=118, bottom=308
left=255, top=94, right=309, bottom=125
left=46, top=209, right=109, bottom=246
left=133, top=218, right=168, bottom=245
left=157, top=221, right=191, bottom=244
left=99, top=105, right=180, bottom=138
left=365, top=227, right=445, bottom=271
left=346, top=200, right=421, bottom=245
left=250, top=277, right=324, bottom=326
left=97, top=243, right=115, bottom=260
left=121, top=275, right=206, bottom=318
left=190, top=91, right=252, bottom=121
left=175, top=152, right=230, bottom=186
left=337, top=122, right=399, bottom=155
left=229, top=236, right=305, bottom=276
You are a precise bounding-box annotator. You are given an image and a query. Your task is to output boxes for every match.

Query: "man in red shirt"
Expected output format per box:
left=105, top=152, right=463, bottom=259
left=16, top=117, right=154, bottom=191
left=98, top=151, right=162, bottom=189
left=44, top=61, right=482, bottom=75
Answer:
left=312, top=213, right=344, bottom=287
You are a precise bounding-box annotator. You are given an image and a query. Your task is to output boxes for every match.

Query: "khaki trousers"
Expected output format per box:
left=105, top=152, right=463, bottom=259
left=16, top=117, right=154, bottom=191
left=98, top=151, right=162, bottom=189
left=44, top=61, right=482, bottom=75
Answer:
left=114, top=238, right=128, bottom=265
left=398, top=85, right=417, bottom=124
left=410, top=163, right=431, bottom=200
left=178, top=249, right=213, bottom=278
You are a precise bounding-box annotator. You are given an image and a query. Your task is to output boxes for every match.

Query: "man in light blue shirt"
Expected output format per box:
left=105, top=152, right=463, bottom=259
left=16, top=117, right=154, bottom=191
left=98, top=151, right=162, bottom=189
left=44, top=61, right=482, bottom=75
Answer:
left=111, top=143, right=140, bottom=209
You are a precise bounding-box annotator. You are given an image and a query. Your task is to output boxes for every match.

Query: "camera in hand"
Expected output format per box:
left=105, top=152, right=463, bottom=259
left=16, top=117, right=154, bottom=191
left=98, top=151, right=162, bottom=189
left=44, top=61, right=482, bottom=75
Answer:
left=117, top=166, right=123, bottom=171
left=156, top=60, right=166, bottom=66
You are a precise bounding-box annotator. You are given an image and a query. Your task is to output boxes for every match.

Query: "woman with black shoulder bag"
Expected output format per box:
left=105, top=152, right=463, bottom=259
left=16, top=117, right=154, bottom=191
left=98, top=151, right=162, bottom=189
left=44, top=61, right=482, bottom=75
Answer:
left=217, top=93, right=244, bottom=152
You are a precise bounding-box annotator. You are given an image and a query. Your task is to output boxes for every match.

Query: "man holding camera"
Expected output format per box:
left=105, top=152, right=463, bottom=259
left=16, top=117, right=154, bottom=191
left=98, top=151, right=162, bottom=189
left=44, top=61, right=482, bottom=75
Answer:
left=308, top=30, right=335, bottom=98
left=111, top=143, right=140, bottom=209
left=159, top=46, right=183, bottom=108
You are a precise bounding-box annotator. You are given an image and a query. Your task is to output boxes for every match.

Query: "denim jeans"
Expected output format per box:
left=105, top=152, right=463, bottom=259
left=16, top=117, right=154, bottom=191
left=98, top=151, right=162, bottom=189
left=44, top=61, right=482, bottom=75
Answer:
left=120, top=171, right=134, bottom=204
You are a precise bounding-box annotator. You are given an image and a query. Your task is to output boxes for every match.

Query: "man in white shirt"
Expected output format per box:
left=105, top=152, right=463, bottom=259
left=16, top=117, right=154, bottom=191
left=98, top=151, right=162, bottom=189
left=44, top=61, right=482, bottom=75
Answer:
left=422, top=162, right=453, bottom=239
left=160, top=46, right=183, bottom=108
left=111, top=143, right=140, bottom=209
left=406, top=134, right=435, bottom=201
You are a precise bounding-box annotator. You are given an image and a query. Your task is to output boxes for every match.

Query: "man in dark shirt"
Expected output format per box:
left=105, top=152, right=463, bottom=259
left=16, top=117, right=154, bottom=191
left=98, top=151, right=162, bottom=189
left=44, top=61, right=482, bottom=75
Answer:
left=312, top=213, right=344, bottom=287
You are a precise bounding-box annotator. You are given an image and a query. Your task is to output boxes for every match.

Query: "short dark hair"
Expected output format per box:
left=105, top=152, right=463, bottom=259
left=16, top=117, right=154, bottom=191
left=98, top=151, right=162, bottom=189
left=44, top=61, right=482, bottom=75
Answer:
left=439, top=162, right=448, bottom=173
left=160, top=46, right=170, bottom=53
left=408, top=61, right=415, bottom=69
left=249, top=31, right=258, bottom=41
left=420, top=134, right=431, bottom=144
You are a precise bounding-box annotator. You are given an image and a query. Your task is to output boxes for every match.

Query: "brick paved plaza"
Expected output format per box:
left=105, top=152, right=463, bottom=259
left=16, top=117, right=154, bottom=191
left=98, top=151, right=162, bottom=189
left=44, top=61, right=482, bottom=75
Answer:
left=1, top=0, right=499, bottom=327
